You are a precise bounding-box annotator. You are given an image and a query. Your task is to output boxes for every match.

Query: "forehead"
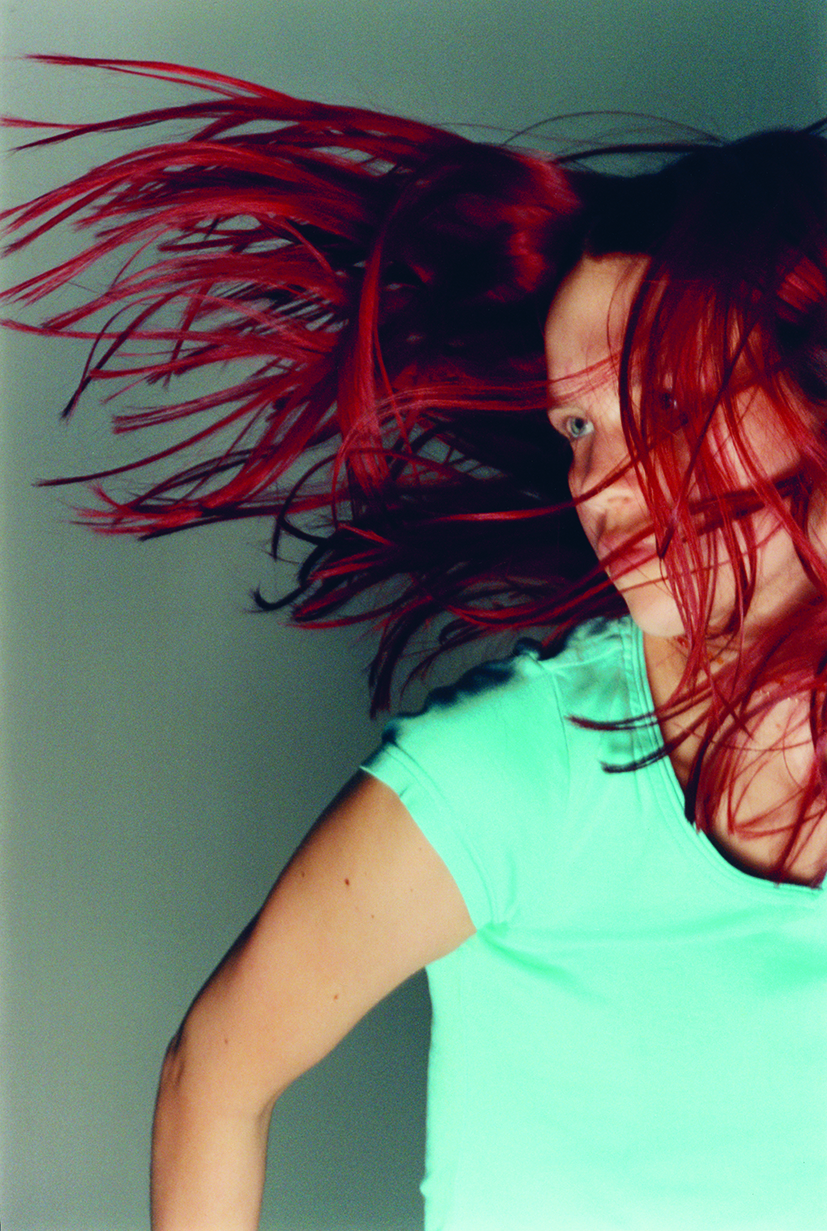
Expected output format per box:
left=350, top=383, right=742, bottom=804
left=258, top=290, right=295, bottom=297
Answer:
left=544, top=255, right=646, bottom=393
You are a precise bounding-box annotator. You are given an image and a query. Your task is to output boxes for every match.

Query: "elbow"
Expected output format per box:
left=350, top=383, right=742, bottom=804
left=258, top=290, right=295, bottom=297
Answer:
left=155, top=1013, right=284, bottom=1127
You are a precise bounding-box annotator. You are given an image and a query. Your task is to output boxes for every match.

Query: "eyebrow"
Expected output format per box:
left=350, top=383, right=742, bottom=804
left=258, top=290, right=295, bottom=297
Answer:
left=546, top=377, right=603, bottom=411
left=546, top=396, right=587, bottom=416
left=546, top=355, right=619, bottom=399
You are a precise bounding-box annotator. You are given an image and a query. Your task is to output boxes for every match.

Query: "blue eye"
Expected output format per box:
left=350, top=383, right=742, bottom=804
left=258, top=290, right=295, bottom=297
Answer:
left=563, top=415, right=593, bottom=441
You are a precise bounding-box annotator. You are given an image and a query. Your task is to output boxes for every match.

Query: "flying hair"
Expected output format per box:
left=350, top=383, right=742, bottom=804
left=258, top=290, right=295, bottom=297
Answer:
left=3, top=57, right=827, bottom=881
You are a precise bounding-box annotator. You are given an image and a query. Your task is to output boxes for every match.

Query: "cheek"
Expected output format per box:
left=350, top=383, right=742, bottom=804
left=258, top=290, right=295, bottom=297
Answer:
left=750, top=511, right=804, bottom=579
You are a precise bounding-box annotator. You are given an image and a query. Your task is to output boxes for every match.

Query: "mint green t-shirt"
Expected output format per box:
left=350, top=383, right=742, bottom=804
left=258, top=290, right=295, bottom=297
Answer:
left=363, top=617, right=827, bottom=1231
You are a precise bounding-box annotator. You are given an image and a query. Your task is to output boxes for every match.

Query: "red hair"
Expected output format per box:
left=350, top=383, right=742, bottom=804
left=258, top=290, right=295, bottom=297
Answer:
left=569, top=131, right=827, bottom=882
left=1, top=56, right=589, bottom=698
left=4, top=58, right=827, bottom=881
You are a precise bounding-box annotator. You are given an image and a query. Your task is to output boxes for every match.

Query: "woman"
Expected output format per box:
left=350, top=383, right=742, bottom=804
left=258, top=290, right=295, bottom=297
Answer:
left=4, top=56, right=827, bottom=1231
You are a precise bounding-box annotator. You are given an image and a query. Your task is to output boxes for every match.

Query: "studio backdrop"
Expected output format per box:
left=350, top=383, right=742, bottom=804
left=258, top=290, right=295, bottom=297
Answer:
left=1, top=2, right=825, bottom=1228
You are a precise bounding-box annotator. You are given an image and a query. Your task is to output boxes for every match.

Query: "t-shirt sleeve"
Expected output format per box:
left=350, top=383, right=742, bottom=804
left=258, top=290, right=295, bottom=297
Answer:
left=361, top=646, right=571, bottom=930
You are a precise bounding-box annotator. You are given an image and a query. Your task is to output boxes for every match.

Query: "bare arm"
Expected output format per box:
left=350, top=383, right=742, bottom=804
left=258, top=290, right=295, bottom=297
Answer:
left=150, top=771, right=475, bottom=1231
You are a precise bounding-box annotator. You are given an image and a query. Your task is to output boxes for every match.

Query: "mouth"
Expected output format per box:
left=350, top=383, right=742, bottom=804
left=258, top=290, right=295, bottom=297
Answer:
left=597, top=531, right=659, bottom=575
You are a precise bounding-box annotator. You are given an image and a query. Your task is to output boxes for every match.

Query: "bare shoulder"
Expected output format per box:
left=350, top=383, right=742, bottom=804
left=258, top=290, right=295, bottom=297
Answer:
left=265, top=770, right=477, bottom=994
left=175, top=772, right=475, bottom=1106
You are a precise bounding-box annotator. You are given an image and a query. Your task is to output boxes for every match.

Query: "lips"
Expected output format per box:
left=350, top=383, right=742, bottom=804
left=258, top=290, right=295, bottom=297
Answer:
left=597, top=530, right=658, bottom=574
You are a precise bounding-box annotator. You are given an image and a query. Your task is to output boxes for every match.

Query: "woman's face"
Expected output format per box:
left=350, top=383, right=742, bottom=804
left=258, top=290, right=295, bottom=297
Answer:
left=543, top=255, right=818, bottom=643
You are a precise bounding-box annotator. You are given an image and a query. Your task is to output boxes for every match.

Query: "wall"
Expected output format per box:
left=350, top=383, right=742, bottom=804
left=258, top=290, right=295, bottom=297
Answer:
left=2, top=2, right=825, bottom=1228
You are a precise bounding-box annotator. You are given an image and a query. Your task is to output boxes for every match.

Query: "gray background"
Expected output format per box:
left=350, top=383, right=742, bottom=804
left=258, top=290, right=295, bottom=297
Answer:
left=2, top=2, right=825, bottom=1228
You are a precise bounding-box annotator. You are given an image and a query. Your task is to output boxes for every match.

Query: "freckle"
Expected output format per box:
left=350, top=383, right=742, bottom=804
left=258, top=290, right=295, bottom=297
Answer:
left=333, top=993, right=339, bottom=1000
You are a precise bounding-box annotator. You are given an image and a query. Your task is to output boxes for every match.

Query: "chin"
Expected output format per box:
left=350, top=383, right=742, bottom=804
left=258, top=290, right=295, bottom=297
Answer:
left=614, top=577, right=687, bottom=640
